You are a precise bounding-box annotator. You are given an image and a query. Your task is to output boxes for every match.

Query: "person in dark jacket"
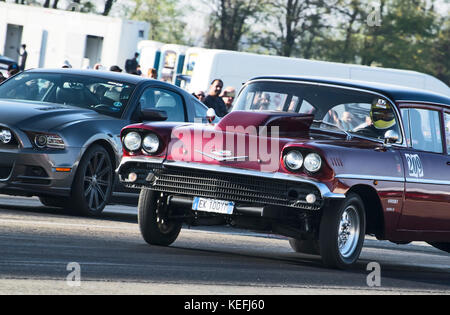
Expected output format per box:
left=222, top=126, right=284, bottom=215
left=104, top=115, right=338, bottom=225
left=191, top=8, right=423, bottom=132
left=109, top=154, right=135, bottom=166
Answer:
left=125, top=53, right=139, bottom=74
left=203, top=79, right=228, bottom=117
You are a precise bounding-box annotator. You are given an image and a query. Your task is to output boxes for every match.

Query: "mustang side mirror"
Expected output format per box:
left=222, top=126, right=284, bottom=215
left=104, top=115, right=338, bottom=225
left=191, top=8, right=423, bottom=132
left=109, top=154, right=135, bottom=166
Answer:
left=206, top=108, right=216, bottom=124
left=383, top=130, right=399, bottom=145
left=141, top=108, right=168, bottom=122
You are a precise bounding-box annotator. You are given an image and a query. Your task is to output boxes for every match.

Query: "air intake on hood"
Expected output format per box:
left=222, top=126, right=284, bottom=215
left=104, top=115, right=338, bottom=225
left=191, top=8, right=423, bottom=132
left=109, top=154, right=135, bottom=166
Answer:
left=216, top=111, right=314, bottom=137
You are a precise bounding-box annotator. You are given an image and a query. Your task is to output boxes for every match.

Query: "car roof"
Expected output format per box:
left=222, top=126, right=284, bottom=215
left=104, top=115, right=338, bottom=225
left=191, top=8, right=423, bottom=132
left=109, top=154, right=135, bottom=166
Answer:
left=250, top=75, right=450, bottom=107
left=26, top=68, right=150, bottom=85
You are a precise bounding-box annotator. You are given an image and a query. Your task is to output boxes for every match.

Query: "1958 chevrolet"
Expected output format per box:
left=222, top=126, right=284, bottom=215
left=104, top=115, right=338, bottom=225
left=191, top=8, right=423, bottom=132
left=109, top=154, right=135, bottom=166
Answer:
left=117, top=76, right=450, bottom=269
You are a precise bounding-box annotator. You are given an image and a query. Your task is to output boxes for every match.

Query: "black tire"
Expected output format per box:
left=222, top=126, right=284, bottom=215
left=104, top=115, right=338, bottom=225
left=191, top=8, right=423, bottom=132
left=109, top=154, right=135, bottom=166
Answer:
left=138, top=189, right=182, bottom=246
left=288, top=239, right=320, bottom=255
left=70, top=144, right=114, bottom=216
left=39, top=196, right=68, bottom=208
left=428, top=242, right=450, bottom=253
left=319, top=193, right=366, bottom=269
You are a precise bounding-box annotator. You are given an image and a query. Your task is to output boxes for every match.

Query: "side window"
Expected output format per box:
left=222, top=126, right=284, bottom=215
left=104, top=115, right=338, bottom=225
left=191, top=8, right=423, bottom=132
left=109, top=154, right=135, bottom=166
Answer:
left=139, top=87, right=186, bottom=122
left=409, top=108, right=443, bottom=153
left=445, top=113, right=450, bottom=155
left=401, top=108, right=411, bottom=147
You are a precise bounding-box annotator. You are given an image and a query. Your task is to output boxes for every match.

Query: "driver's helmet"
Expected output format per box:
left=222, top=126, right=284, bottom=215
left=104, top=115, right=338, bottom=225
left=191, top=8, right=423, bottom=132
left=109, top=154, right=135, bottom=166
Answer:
left=370, top=98, right=396, bottom=130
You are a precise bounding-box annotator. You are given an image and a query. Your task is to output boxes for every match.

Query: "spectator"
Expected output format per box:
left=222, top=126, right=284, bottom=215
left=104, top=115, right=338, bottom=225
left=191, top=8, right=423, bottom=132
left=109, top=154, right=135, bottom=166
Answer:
left=203, top=79, right=228, bottom=117
left=7, top=63, right=20, bottom=77
left=17, top=44, right=28, bottom=71
left=93, top=63, right=103, bottom=70
left=193, top=91, right=206, bottom=103
left=125, top=52, right=139, bottom=74
left=148, top=68, right=158, bottom=79
left=341, top=111, right=355, bottom=131
left=110, top=65, right=123, bottom=73
left=221, top=86, right=236, bottom=113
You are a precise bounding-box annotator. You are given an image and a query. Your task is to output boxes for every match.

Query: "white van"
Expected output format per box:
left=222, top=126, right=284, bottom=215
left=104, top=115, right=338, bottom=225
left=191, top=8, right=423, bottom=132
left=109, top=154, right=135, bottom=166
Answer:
left=179, top=47, right=205, bottom=90
left=137, top=40, right=165, bottom=77
left=186, top=49, right=450, bottom=97
left=158, top=44, right=189, bottom=85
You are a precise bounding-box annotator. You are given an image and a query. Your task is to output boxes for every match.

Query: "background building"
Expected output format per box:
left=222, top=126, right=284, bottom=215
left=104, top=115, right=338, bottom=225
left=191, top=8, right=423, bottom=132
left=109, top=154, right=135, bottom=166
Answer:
left=0, top=2, right=149, bottom=69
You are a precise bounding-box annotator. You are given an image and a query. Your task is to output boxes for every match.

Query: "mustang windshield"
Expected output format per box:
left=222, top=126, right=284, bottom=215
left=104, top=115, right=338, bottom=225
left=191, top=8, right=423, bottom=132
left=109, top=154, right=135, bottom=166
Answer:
left=234, top=81, right=402, bottom=143
left=0, top=72, right=136, bottom=118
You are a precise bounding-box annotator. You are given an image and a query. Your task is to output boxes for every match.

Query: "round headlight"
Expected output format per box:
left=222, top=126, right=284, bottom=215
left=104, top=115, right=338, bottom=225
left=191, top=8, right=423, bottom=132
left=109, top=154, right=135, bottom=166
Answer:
left=0, top=129, right=12, bottom=144
left=123, top=132, right=142, bottom=152
left=142, top=133, right=160, bottom=154
left=35, top=135, right=48, bottom=148
left=284, top=150, right=303, bottom=171
left=304, top=153, right=322, bottom=173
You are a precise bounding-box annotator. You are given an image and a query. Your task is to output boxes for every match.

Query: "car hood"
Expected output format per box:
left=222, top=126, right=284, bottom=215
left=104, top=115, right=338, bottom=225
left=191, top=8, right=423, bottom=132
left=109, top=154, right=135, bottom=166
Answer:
left=0, top=99, right=108, bottom=131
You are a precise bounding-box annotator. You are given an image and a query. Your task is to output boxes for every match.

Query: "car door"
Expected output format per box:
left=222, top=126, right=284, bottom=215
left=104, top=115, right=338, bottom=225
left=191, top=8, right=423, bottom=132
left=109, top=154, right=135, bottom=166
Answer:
left=398, top=106, right=450, bottom=232
left=133, top=85, right=188, bottom=123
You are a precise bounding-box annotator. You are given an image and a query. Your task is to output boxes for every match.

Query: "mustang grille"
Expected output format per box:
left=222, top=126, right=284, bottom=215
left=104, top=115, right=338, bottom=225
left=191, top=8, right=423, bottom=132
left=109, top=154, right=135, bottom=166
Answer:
left=120, top=162, right=323, bottom=210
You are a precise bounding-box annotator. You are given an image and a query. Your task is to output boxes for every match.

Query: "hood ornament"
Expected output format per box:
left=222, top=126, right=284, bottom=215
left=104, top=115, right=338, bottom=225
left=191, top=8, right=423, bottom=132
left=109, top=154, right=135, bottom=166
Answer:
left=195, top=149, right=248, bottom=162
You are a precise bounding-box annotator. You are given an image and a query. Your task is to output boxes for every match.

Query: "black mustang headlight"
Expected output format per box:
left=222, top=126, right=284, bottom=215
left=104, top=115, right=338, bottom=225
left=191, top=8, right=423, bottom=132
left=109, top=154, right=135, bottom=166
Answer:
left=28, top=132, right=65, bottom=150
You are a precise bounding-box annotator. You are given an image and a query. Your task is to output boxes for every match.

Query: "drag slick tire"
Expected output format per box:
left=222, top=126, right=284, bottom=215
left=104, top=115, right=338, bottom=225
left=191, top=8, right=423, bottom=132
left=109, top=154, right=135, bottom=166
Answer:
left=319, top=193, right=366, bottom=269
left=428, top=242, right=450, bottom=253
left=70, top=144, right=114, bottom=216
left=138, top=189, right=182, bottom=246
left=288, top=239, right=320, bottom=256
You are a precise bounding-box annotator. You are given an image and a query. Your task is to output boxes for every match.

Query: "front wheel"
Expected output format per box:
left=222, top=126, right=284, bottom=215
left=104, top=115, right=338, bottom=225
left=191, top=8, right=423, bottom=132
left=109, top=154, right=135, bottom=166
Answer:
left=428, top=242, right=450, bottom=253
left=70, top=145, right=114, bottom=216
left=319, top=193, right=366, bottom=269
left=138, top=189, right=182, bottom=246
left=288, top=239, right=320, bottom=256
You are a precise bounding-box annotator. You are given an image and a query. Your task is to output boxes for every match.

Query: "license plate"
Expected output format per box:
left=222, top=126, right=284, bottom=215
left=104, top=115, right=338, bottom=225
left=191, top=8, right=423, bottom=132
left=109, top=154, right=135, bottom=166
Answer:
left=192, top=197, right=234, bottom=215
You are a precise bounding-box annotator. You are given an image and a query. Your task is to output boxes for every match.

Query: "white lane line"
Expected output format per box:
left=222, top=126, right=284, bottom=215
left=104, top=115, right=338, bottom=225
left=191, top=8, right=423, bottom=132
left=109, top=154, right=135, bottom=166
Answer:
left=0, top=218, right=137, bottom=231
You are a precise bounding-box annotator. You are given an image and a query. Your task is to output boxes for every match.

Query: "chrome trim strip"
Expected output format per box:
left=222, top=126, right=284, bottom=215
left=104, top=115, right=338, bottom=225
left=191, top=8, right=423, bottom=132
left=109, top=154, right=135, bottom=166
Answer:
left=336, top=174, right=405, bottom=182
left=116, top=156, right=164, bottom=172
left=405, top=178, right=450, bottom=185
left=162, top=160, right=346, bottom=199
left=397, top=100, right=450, bottom=108
left=242, top=78, right=408, bottom=148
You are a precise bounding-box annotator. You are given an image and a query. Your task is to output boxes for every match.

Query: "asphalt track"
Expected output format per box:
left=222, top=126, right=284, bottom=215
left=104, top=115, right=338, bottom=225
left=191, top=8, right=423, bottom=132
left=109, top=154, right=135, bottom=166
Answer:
left=0, top=195, right=448, bottom=295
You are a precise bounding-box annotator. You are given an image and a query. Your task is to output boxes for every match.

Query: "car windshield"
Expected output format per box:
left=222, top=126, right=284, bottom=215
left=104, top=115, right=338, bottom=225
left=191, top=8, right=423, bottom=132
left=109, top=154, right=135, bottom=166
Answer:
left=0, top=72, right=136, bottom=118
left=234, top=81, right=402, bottom=143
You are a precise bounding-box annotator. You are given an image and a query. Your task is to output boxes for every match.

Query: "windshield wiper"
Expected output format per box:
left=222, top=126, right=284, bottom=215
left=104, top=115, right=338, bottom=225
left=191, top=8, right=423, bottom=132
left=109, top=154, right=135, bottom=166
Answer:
left=313, top=120, right=353, bottom=140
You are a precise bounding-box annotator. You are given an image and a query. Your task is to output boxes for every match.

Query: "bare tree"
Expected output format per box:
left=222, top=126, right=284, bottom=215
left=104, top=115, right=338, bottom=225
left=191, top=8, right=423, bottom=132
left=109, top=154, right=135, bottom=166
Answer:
left=205, top=0, right=268, bottom=51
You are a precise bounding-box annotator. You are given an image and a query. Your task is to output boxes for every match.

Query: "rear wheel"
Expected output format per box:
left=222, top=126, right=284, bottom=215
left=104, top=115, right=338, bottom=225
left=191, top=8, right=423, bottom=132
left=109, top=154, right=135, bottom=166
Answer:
left=288, top=239, right=320, bottom=255
left=319, top=193, right=366, bottom=269
left=138, top=189, right=182, bottom=246
left=428, top=242, right=450, bottom=253
left=70, top=145, right=114, bottom=216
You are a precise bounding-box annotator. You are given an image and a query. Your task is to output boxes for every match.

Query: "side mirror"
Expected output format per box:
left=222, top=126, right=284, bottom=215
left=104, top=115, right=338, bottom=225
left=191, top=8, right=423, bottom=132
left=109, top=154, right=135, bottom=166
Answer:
left=141, top=108, right=168, bottom=122
left=206, top=108, right=216, bottom=123
left=384, top=130, right=399, bottom=145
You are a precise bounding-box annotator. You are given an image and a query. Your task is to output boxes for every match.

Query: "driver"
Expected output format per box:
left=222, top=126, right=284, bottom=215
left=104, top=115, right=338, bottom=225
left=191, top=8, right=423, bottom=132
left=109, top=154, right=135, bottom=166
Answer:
left=354, top=98, right=399, bottom=140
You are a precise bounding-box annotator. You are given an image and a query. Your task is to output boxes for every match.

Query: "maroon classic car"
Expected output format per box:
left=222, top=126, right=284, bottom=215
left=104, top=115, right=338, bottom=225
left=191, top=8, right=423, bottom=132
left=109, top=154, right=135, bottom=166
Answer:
left=117, top=76, right=450, bottom=269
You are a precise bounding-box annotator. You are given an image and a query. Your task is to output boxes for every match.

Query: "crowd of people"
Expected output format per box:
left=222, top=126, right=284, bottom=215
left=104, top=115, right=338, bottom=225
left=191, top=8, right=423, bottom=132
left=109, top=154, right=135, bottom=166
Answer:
left=1, top=49, right=238, bottom=114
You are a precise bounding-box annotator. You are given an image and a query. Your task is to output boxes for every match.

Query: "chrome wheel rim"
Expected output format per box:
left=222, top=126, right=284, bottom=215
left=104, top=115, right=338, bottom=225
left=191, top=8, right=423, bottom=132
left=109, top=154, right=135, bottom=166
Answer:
left=338, top=205, right=360, bottom=258
left=83, top=152, right=112, bottom=211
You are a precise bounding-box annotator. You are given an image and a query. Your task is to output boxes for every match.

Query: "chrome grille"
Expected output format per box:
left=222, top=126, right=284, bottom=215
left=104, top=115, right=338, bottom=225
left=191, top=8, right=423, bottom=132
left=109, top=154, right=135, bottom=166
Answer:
left=120, top=162, right=323, bottom=210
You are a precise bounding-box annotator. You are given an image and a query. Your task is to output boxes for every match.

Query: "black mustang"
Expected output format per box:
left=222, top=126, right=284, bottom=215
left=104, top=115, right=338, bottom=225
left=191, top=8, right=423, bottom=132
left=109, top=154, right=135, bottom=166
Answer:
left=0, top=68, right=212, bottom=216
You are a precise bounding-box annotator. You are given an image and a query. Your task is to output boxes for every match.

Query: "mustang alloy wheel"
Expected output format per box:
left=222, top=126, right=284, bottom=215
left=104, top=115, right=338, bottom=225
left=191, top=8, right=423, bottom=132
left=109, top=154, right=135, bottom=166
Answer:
left=71, top=144, right=113, bottom=216
left=319, top=193, right=366, bottom=269
left=138, top=189, right=182, bottom=246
